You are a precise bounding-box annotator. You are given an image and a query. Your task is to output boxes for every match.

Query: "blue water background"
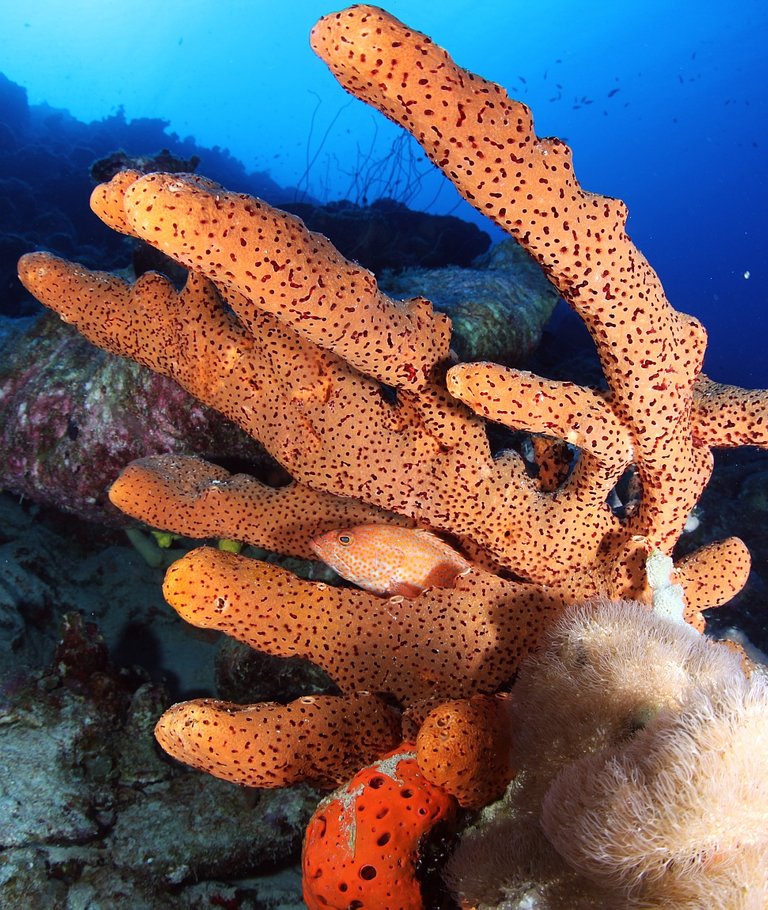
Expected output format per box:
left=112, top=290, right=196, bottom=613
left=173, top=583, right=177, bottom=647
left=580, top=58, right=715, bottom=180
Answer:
left=0, top=0, right=765, bottom=386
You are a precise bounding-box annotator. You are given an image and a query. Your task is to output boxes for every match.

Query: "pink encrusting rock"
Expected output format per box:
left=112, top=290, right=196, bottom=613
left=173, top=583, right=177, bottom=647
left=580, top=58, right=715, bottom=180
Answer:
left=0, top=313, right=266, bottom=524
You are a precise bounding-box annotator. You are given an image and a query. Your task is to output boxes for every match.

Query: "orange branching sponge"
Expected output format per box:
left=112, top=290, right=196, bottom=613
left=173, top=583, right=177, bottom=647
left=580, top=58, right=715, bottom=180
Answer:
left=416, top=694, right=514, bottom=809
left=116, top=171, right=452, bottom=390
left=90, top=166, right=452, bottom=390
left=18, top=239, right=503, bottom=571
left=110, top=454, right=409, bottom=560
left=153, top=693, right=401, bottom=788
left=309, top=4, right=768, bottom=597
left=13, top=3, right=768, bottom=892
left=18, top=9, right=768, bottom=606
left=302, top=744, right=457, bottom=910
left=160, top=546, right=564, bottom=709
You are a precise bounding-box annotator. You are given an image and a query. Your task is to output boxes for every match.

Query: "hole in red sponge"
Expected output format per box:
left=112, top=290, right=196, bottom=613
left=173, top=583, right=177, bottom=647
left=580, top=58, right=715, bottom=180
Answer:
left=359, top=865, right=377, bottom=880
left=376, top=832, right=391, bottom=846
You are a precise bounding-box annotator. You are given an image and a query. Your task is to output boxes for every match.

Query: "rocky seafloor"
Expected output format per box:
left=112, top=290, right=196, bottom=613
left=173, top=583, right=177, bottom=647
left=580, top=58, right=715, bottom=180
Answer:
left=0, top=491, right=331, bottom=909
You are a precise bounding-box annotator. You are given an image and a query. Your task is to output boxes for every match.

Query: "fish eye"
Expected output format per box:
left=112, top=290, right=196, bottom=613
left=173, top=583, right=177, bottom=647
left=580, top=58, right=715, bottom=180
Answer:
left=338, top=534, right=352, bottom=546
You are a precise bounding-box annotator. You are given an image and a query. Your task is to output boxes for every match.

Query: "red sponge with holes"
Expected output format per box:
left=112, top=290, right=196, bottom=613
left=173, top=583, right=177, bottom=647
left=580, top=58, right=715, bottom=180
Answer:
left=302, top=744, right=457, bottom=910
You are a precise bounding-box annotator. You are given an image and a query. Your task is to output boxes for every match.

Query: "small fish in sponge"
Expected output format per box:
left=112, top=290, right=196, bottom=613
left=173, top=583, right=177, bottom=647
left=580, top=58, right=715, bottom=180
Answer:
left=310, top=525, right=471, bottom=599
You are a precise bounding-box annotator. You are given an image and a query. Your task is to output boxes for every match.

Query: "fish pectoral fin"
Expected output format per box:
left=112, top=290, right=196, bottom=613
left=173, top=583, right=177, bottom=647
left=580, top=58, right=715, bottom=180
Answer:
left=389, top=581, right=424, bottom=599
left=423, top=561, right=464, bottom=590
